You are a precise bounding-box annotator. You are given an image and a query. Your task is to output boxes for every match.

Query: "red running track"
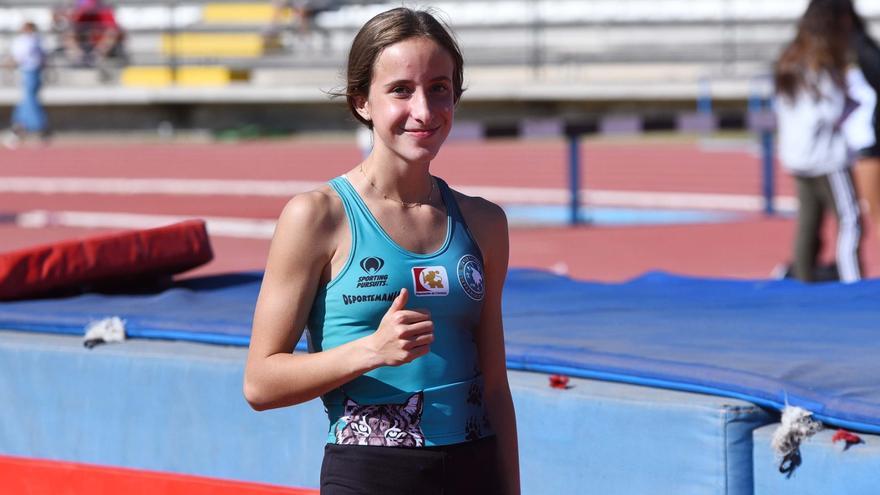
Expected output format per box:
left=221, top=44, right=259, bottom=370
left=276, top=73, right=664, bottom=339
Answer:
left=0, top=138, right=794, bottom=194
left=1, top=137, right=877, bottom=281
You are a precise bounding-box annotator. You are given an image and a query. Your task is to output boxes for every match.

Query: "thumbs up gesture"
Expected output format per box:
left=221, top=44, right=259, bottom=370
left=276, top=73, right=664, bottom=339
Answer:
left=365, top=288, right=434, bottom=366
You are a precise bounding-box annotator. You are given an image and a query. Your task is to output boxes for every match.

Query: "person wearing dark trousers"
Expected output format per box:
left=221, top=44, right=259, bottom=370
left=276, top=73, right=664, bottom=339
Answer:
left=791, top=172, right=861, bottom=282
left=775, top=0, right=863, bottom=283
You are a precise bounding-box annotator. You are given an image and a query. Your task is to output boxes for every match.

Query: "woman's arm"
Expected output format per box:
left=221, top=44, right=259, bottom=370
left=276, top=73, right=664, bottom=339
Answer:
left=460, top=194, right=521, bottom=495
left=243, top=190, right=435, bottom=410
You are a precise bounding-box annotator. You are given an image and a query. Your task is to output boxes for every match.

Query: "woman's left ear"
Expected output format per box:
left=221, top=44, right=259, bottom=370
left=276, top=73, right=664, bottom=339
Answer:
left=354, top=95, right=371, bottom=122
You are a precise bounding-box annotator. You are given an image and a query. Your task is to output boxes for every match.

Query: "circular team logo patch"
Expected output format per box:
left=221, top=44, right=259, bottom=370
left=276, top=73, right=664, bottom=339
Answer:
left=457, top=255, right=485, bottom=301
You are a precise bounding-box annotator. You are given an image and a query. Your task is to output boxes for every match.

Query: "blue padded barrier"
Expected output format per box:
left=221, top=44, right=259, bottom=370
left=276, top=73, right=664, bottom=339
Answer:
left=753, top=425, right=880, bottom=495
left=1, top=330, right=774, bottom=494
left=0, top=330, right=327, bottom=488
left=1, top=270, right=879, bottom=433
left=513, top=371, right=773, bottom=495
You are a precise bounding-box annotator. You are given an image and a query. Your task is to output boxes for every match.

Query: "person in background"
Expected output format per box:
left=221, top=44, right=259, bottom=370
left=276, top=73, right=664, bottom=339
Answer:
left=842, top=0, right=880, bottom=255
left=264, top=0, right=333, bottom=52
left=774, top=0, right=862, bottom=283
left=63, top=0, right=124, bottom=67
left=269, top=0, right=316, bottom=36
left=3, top=22, right=48, bottom=149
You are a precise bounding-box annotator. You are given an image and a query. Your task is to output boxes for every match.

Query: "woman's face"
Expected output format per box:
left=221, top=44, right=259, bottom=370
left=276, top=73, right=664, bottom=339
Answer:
left=356, top=37, right=455, bottom=167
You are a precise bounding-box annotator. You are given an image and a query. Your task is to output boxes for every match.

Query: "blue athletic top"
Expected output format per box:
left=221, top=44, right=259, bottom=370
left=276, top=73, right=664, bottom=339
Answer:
left=307, top=175, right=493, bottom=447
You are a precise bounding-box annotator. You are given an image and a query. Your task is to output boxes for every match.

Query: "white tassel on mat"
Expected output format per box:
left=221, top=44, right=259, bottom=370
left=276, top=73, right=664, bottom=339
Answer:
left=83, top=317, right=127, bottom=348
left=772, top=405, right=823, bottom=457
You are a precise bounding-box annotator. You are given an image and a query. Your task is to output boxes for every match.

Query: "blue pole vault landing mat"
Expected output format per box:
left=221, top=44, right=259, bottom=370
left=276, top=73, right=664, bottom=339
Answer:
left=1, top=269, right=879, bottom=434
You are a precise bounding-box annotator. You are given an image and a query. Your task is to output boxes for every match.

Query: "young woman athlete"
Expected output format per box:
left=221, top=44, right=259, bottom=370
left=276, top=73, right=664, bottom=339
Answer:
left=244, top=8, right=520, bottom=494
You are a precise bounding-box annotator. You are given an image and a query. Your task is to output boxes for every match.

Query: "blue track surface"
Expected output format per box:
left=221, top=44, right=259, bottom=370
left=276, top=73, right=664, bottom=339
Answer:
left=1, top=269, right=878, bottom=433
left=503, top=205, right=742, bottom=226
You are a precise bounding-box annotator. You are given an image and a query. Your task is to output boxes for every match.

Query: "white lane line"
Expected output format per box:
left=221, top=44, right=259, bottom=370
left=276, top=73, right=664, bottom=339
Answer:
left=15, top=210, right=277, bottom=239
left=582, top=190, right=797, bottom=212
left=12, top=198, right=794, bottom=240
left=0, top=176, right=796, bottom=212
left=0, top=177, right=322, bottom=196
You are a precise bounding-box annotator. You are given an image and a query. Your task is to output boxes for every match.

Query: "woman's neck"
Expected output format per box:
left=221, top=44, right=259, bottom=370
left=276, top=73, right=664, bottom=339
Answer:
left=359, top=151, right=434, bottom=206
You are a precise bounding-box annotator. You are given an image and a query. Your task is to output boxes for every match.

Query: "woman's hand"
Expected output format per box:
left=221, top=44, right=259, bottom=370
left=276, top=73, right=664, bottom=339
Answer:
left=364, top=288, right=434, bottom=367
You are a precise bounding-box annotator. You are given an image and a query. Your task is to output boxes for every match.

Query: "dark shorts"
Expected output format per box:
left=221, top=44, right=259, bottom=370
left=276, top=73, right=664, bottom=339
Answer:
left=320, top=435, right=504, bottom=495
left=858, top=143, right=880, bottom=159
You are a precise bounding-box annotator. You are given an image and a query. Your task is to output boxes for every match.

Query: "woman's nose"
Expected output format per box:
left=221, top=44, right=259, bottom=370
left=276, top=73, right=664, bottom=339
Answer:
left=409, top=89, right=432, bottom=123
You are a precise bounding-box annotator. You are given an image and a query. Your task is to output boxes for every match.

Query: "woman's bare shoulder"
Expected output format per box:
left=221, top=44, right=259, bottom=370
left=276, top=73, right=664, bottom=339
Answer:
left=449, top=187, right=509, bottom=287
left=279, top=184, right=344, bottom=229
left=272, top=183, right=347, bottom=258
left=450, top=188, right=507, bottom=231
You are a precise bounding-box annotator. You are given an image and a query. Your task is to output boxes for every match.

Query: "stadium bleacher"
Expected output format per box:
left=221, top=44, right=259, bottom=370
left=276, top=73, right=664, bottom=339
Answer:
left=1, top=0, right=878, bottom=130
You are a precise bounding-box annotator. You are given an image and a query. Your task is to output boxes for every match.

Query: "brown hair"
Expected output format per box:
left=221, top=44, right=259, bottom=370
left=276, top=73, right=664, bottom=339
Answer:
left=775, top=0, right=852, bottom=99
left=837, top=0, right=867, bottom=36
left=342, top=7, right=464, bottom=128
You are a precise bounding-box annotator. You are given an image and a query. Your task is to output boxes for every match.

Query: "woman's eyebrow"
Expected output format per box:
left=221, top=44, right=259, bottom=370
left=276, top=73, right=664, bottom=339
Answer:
left=383, top=79, right=413, bottom=89
left=382, top=75, right=452, bottom=89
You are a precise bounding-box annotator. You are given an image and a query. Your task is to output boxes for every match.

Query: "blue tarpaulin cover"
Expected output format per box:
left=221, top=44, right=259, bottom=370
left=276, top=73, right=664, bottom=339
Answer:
left=1, top=269, right=878, bottom=433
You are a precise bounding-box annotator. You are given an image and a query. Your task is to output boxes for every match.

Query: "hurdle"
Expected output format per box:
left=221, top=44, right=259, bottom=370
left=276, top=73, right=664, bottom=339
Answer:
left=453, top=103, right=778, bottom=226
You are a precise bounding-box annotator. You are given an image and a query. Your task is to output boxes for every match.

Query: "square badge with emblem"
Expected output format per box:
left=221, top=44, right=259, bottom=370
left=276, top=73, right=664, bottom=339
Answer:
left=412, top=266, right=449, bottom=296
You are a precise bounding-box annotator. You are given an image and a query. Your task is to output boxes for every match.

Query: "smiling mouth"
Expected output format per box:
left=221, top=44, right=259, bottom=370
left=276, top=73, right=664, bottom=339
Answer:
left=404, top=127, right=440, bottom=136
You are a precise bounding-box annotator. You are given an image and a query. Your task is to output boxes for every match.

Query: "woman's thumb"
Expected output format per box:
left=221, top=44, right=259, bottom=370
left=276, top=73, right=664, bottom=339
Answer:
left=390, top=287, right=409, bottom=311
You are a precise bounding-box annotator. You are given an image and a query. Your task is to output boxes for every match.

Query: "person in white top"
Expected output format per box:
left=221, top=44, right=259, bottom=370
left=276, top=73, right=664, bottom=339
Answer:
left=774, top=0, right=862, bottom=283
left=4, top=22, right=48, bottom=148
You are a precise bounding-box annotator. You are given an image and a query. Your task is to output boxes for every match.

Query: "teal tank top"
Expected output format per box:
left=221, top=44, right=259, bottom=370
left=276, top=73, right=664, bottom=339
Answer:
left=307, top=175, right=493, bottom=447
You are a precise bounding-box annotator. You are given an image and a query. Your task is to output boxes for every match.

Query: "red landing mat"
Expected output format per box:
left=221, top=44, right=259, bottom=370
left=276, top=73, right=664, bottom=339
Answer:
left=0, top=455, right=317, bottom=495
left=0, top=219, right=213, bottom=300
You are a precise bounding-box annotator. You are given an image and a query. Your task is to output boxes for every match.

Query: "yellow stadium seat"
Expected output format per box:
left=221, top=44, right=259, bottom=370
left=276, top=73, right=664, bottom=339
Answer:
left=161, top=33, right=268, bottom=58
left=121, top=66, right=250, bottom=87
left=201, top=3, right=290, bottom=24
left=121, top=66, right=174, bottom=87
left=176, top=66, right=251, bottom=86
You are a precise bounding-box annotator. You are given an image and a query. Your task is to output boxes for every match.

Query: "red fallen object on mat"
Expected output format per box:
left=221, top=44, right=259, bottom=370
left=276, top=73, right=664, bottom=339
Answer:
left=0, top=220, right=213, bottom=300
left=832, top=429, right=863, bottom=446
left=549, top=374, right=570, bottom=389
